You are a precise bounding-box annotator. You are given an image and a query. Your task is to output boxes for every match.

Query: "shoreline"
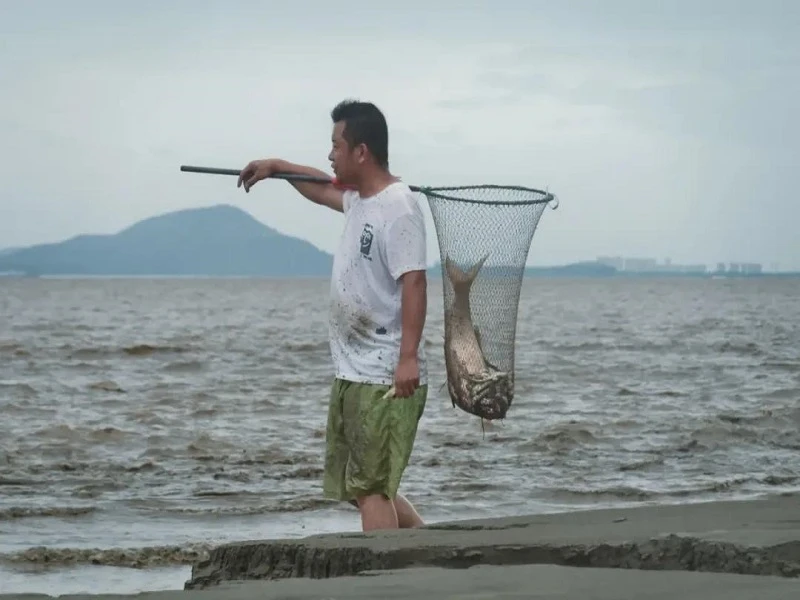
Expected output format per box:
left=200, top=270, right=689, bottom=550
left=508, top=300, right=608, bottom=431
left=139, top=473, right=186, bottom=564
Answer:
left=3, top=490, right=795, bottom=571
left=185, top=492, right=800, bottom=589
left=1, top=493, right=798, bottom=598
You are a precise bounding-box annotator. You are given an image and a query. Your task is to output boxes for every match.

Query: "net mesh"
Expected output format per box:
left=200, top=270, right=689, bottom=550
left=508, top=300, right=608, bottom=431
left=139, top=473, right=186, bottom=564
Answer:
left=421, top=185, right=556, bottom=421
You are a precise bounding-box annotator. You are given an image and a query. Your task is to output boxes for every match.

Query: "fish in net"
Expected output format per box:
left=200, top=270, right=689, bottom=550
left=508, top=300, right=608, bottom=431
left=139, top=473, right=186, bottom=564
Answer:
left=423, top=185, right=557, bottom=422
left=178, top=166, right=558, bottom=421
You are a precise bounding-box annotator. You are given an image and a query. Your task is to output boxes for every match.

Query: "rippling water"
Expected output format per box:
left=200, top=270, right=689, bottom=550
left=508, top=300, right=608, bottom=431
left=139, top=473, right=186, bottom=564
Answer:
left=1, top=276, right=799, bottom=594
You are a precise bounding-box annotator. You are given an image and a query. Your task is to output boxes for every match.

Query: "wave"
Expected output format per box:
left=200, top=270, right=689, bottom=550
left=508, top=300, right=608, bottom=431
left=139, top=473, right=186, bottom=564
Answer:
left=0, top=506, right=96, bottom=521
left=0, top=382, right=37, bottom=397
left=0, top=542, right=211, bottom=568
left=158, top=496, right=339, bottom=515
left=546, top=474, right=800, bottom=503
left=713, top=340, right=765, bottom=357
left=123, top=344, right=192, bottom=356
left=65, top=343, right=195, bottom=360
left=0, top=342, right=29, bottom=357
left=29, top=424, right=136, bottom=443
left=87, top=380, right=126, bottom=393
left=515, top=422, right=600, bottom=452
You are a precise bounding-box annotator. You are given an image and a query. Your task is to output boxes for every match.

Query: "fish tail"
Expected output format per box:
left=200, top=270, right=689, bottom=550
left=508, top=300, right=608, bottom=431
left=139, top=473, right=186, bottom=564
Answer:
left=444, top=253, right=489, bottom=295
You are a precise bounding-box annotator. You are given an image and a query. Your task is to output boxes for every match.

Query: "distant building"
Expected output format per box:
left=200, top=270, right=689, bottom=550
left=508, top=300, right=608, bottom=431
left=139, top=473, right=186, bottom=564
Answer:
left=741, top=263, right=762, bottom=274
left=593, top=255, right=771, bottom=276
left=624, top=257, right=659, bottom=272
left=679, top=264, right=708, bottom=273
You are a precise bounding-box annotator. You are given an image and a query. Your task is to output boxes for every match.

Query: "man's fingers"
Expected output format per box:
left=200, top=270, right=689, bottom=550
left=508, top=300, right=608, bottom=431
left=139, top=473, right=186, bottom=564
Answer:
left=394, top=380, right=415, bottom=398
left=243, top=174, right=261, bottom=192
left=237, top=163, right=254, bottom=188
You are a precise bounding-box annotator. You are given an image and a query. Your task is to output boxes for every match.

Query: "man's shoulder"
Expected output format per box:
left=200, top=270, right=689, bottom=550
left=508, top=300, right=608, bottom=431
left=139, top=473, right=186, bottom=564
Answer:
left=341, top=188, right=360, bottom=213
left=382, top=181, right=424, bottom=217
left=387, top=180, right=418, bottom=201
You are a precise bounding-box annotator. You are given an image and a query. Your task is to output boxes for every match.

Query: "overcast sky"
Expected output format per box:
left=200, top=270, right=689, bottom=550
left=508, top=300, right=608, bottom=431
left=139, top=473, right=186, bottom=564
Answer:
left=1, top=0, right=797, bottom=269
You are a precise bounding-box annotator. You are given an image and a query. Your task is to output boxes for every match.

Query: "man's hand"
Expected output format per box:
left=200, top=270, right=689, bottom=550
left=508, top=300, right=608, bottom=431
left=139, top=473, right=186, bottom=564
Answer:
left=235, top=158, right=344, bottom=212
left=393, top=354, right=420, bottom=398
left=237, top=159, right=279, bottom=193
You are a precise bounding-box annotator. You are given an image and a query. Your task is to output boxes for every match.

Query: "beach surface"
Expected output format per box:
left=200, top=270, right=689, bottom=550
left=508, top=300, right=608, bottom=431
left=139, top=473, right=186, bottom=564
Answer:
left=4, top=493, right=797, bottom=599
left=4, top=565, right=798, bottom=600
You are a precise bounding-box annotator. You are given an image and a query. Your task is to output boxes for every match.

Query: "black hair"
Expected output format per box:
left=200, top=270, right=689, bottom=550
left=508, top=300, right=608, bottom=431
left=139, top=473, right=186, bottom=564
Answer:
left=331, top=99, right=389, bottom=169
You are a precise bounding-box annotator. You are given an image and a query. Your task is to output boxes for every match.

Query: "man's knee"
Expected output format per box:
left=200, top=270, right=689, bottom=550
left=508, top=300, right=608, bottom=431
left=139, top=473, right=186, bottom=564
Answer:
left=356, top=493, right=399, bottom=530
left=354, top=492, right=390, bottom=506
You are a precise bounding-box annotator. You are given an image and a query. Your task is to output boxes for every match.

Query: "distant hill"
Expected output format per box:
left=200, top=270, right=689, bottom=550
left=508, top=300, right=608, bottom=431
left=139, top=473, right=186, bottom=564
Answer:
left=6, top=207, right=788, bottom=279
left=0, top=205, right=333, bottom=276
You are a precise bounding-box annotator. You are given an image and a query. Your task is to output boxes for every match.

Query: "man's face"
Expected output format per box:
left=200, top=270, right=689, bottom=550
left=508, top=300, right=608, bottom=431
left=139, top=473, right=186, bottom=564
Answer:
left=328, top=121, right=361, bottom=183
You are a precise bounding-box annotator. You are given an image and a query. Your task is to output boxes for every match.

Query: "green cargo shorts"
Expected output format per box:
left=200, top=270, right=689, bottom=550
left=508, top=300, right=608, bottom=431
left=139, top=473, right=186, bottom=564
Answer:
left=322, top=378, right=427, bottom=503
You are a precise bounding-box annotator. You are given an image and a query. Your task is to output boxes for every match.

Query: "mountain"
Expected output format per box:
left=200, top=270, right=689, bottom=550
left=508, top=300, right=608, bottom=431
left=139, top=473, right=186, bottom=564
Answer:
left=0, top=205, right=333, bottom=276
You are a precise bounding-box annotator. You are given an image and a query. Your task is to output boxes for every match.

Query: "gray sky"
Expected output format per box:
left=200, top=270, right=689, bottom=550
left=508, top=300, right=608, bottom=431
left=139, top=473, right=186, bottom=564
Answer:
left=1, top=0, right=798, bottom=269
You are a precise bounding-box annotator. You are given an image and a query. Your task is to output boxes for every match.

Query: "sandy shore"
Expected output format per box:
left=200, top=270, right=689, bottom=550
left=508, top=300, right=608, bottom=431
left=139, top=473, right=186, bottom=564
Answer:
left=2, top=493, right=799, bottom=599
left=5, top=565, right=799, bottom=600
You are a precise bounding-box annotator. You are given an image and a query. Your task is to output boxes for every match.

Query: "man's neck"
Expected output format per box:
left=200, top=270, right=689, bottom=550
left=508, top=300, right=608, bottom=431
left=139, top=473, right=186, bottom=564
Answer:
left=354, top=169, right=399, bottom=198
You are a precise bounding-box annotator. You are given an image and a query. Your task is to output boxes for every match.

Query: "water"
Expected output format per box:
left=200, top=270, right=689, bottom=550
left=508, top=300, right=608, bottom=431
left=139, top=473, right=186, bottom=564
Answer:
left=1, top=276, right=799, bottom=595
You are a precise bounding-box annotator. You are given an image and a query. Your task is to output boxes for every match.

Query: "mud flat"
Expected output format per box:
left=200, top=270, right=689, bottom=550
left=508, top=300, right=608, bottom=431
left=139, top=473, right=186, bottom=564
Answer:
left=5, top=564, right=799, bottom=600
left=182, top=493, right=800, bottom=590
left=2, top=494, right=799, bottom=599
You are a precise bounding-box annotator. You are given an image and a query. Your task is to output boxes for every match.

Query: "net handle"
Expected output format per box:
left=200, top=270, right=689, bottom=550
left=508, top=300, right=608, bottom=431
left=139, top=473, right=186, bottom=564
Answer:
left=179, top=165, right=557, bottom=207
left=180, top=165, right=344, bottom=186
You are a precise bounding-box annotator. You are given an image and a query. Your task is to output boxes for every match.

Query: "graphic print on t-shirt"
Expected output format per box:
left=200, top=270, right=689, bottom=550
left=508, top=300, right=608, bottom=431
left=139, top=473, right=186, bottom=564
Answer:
left=359, top=223, right=374, bottom=260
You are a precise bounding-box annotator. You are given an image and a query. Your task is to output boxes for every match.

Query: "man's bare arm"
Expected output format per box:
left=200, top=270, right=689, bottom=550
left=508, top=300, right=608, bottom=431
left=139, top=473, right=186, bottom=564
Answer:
left=238, top=158, right=344, bottom=212
left=398, top=269, right=427, bottom=361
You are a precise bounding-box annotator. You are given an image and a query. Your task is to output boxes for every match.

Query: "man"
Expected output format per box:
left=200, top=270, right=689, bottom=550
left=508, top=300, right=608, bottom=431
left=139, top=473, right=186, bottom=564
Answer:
left=237, top=99, right=428, bottom=531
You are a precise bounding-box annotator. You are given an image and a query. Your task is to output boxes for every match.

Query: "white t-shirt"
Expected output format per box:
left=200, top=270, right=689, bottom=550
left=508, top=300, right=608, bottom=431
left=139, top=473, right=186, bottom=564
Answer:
left=328, top=180, right=428, bottom=386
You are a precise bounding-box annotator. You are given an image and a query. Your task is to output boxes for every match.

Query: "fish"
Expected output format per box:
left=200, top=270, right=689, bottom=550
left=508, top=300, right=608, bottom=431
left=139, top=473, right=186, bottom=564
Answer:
left=442, top=253, right=513, bottom=421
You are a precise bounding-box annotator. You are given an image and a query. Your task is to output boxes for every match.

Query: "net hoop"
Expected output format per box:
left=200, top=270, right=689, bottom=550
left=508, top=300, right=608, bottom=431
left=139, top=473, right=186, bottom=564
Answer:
left=414, top=184, right=559, bottom=209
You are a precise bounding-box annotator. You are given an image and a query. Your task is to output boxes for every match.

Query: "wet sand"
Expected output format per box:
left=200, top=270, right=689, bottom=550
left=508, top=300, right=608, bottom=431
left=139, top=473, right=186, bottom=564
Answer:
left=5, top=565, right=799, bottom=600
left=2, top=493, right=798, bottom=599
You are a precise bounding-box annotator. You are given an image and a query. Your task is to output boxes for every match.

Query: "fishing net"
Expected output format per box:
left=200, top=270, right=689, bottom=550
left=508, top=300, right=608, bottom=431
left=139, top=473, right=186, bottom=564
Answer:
left=421, top=184, right=557, bottom=421
left=177, top=164, right=558, bottom=421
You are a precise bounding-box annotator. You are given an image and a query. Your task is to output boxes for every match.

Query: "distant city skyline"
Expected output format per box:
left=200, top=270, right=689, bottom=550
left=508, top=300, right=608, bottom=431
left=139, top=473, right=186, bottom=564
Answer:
left=596, top=256, right=771, bottom=274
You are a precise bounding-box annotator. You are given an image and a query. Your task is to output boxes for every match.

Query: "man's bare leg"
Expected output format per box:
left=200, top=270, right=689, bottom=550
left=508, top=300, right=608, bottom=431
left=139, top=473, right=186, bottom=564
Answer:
left=357, top=494, right=398, bottom=531
left=394, top=493, right=424, bottom=528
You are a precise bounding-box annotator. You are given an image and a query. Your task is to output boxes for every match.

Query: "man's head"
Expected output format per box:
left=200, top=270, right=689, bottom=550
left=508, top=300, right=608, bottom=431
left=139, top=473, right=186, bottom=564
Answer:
left=328, top=99, right=389, bottom=184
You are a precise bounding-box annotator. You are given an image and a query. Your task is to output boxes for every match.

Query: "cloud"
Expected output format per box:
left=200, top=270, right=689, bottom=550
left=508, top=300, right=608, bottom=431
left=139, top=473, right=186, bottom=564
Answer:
left=1, top=0, right=798, bottom=270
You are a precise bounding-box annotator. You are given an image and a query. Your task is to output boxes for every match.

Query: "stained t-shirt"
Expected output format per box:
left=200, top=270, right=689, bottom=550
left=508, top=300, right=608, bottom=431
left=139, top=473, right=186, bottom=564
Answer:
left=328, top=181, right=428, bottom=386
